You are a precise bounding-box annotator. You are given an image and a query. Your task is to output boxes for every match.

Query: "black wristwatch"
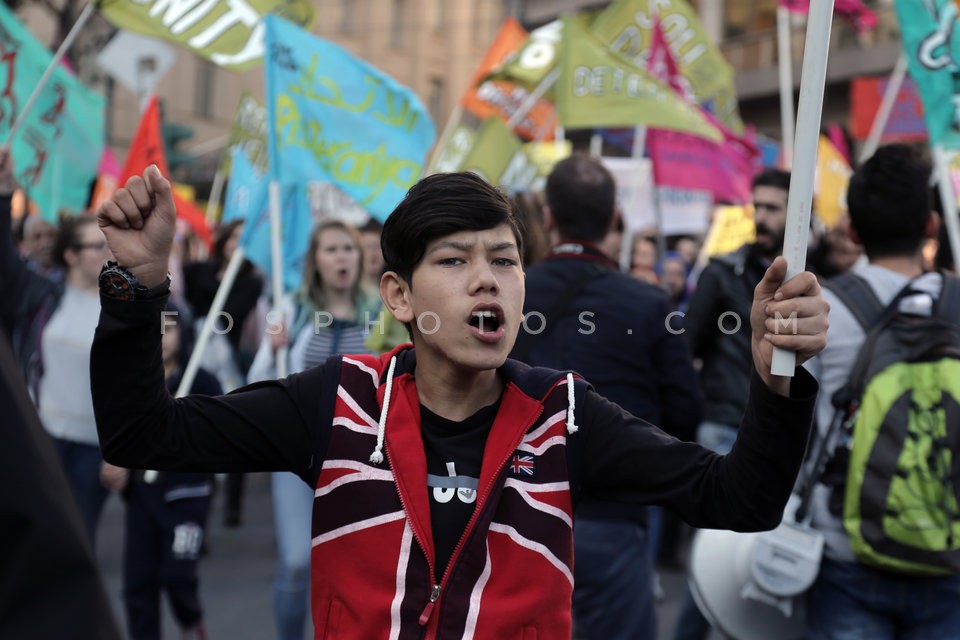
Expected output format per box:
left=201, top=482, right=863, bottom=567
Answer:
left=99, top=261, right=171, bottom=301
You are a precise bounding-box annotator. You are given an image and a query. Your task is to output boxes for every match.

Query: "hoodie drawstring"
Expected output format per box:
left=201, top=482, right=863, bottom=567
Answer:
left=369, top=355, right=398, bottom=465
left=566, top=373, right=578, bottom=434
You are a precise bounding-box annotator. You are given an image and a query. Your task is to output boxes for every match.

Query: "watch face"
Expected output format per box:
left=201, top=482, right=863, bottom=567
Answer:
left=100, top=270, right=137, bottom=301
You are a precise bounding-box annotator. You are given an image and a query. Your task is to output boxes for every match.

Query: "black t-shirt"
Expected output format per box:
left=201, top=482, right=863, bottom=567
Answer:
left=420, top=399, right=500, bottom=581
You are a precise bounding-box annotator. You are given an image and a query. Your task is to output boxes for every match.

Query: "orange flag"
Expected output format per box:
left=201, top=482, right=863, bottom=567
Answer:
left=461, top=17, right=556, bottom=141
left=121, top=96, right=212, bottom=247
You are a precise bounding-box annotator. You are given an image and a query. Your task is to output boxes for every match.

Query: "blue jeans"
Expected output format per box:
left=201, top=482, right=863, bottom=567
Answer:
left=805, top=558, right=960, bottom=640
left=52, top=438, right=108, bottom=545
left=672, top=421, right=739, bottom=640
left=572, top=517, right=655, bottom=640
left=271, top=472, right=314, bottom=640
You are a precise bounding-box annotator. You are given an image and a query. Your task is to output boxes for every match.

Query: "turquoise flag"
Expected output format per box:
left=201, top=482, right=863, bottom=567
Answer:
left=894, top=0, right=960, bottom=147
left=223, top=149, right=312, bottom=293
left=0, top=3, right=104, bottom=220
left=263, top=15, right=435, bottom=222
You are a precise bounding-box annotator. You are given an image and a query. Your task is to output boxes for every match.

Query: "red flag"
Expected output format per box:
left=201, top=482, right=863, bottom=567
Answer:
left=779, top=0, right=878, bottom=33
left=648, top=17, right=696, bottom=103
left=121, top=96, right=211, bottom=247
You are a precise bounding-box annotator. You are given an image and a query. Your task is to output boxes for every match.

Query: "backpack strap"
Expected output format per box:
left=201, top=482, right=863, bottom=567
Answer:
left=823, top=272, right=885, bottom=332
left=937, top=272, right=960, bottom=321
left=512, top=262, right=607, bottom=362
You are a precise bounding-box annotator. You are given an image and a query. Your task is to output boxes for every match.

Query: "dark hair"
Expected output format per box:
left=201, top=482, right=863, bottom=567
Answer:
left=381, top=172, right=522, bottom=284
left=211, top=219, right=244, bottom=267
left=847, top=144, right=931, bottom=260
left=358, top=218, right=383, bottom=234
left=545, top=153, right=616, bottom=244
left=52, top=214, right=97, bottom=269
left=752, top=167, right=791, bottom=193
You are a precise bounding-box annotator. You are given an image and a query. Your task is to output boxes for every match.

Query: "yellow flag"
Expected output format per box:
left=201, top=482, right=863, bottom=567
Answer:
left=816, top=136, right=853, bottom=229
left=702, top=206, right=756, bottom=259
left=99, top=0, right=315, bottom=70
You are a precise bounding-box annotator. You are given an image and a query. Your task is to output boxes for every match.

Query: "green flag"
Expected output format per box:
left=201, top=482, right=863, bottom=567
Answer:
left=555, top=17, right=722, bottom=140
left=99, top=0, right=315, bottom=70
left=459, top=117, right=537, bottom=191
left=0, top=2, right=104, bottom=220
left=219, top=93, right=268, bottom=174
left=590, top=0, right=744, bottom=133
left=893, top=0, right=960, bottom=147
left=431, top=121, right=477, bottom=174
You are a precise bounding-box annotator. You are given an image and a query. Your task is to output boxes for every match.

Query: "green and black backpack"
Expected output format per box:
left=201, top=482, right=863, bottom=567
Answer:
left=822, top=271, right=960, bottom=576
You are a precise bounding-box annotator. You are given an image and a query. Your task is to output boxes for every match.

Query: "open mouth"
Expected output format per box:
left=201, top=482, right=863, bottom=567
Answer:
left=469, top=308, right=503, bottom=334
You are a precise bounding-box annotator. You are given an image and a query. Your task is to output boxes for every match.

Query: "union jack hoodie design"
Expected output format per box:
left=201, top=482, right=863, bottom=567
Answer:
left=309, top=345, right=587, bottom=639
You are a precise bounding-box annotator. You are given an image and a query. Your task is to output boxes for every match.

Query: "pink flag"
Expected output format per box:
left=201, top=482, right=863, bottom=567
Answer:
left=645, top=16, right=761, bottom=204
left=779, top=0, right=878, bottom=33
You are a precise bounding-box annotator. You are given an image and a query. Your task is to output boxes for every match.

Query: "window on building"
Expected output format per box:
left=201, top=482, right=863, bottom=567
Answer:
left=724, top=0, right=778, bottom=38
left=429, top=77, right=444, bottom=125
left=341, top=0, right=355, bottom=34
left=391, top=0, right=405, bottom=47
left=194, top=60, right=215, bottom=119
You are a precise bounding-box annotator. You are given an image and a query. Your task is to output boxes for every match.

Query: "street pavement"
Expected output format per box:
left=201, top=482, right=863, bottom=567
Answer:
left=95, top=472, right=720, bottom=639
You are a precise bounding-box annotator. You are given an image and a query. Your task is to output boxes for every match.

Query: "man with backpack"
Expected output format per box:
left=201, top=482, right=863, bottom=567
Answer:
left=804, top=144, right=960, bottom=639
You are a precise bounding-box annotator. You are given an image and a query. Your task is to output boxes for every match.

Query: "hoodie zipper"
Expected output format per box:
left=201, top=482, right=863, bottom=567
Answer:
left=417, top=403, right=545, bottom=629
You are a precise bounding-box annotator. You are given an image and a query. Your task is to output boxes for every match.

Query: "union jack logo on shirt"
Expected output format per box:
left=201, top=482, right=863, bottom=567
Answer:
left=509, top=453, right=535, bottom=477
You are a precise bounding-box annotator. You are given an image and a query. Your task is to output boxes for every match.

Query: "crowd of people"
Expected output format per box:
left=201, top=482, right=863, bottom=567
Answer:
left=3, top=140, right=958, bottom=640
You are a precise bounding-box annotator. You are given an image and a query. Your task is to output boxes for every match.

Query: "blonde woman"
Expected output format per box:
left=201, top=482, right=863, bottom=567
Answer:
left=248, top=219, right=380, bottom=640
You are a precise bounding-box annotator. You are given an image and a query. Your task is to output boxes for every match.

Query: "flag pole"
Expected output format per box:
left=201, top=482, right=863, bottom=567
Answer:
left=205, top=168, right=226, bottom=226
left=176, top=246, right=246, bottom=397
left=777, top=6, right=796, bottom=169
left=1, top=2, right=96, bottom=151
left=268, top=180, right=288, bottom=378
left=859, top=54, right=908, bottom=164
left=426, top=105, right=464, bottom=174
left=932, top=146, right=960, bottom=275
left=505, top=67, right=560, bottom=130
left=770, top=0, right=835, bottom=377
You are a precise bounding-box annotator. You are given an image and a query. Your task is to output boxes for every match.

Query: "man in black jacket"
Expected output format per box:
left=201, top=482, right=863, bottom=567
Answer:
left=672, top=167, right=791, bottom=640
left=512, top=153, right=703, bottom=640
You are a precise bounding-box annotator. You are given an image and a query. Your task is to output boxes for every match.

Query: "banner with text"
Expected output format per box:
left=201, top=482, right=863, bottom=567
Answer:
left=849, top=75, right=927, bottom=142
left=462, top=17, right=556, bottom=141
left=219, top=93, right=268, bottom=174
left=0, top=2, right=104, bottom=220
left=264, top=15, right=435, bottom=222
left=893, top=0, right=960, bottom=147
left=590, top=0, right=743, bottom=133
left=99, top=0, right=315, bottom=70
left=555, top=17, right=722, bottom=139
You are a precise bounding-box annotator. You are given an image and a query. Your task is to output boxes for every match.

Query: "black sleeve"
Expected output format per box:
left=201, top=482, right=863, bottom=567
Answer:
left=91, top=294, right=333, bottom=486
left=683, top=263, right=724, bottom=359
left=1, top=334, right=124, bottom=640
left=650, top=295, right=702, bottom=441
left=0, top=195, right=56, bottom=339
left=578, top=368, right=817, bottom=532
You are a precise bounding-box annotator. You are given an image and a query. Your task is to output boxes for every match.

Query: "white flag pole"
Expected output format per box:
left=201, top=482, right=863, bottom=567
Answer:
left=770, top=0, right=835, bottom=377
left=176, top=247, right=246, bottom=397
left=932, top=146, right=960, bottom=274
left=268, top=180, right=288, bottom=378
left=205, top=168, right=226, bottom=226
left=777, top=6, right=796, bottom=170
left=505, top=67, right=560, bottom=130
left=859, top=54, right=908, bottom=164
left=1, top=3, right=96, bottom=151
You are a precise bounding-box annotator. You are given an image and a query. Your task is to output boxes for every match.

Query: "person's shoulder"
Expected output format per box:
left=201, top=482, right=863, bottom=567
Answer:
left=500, top=357, right=590, bottom=399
